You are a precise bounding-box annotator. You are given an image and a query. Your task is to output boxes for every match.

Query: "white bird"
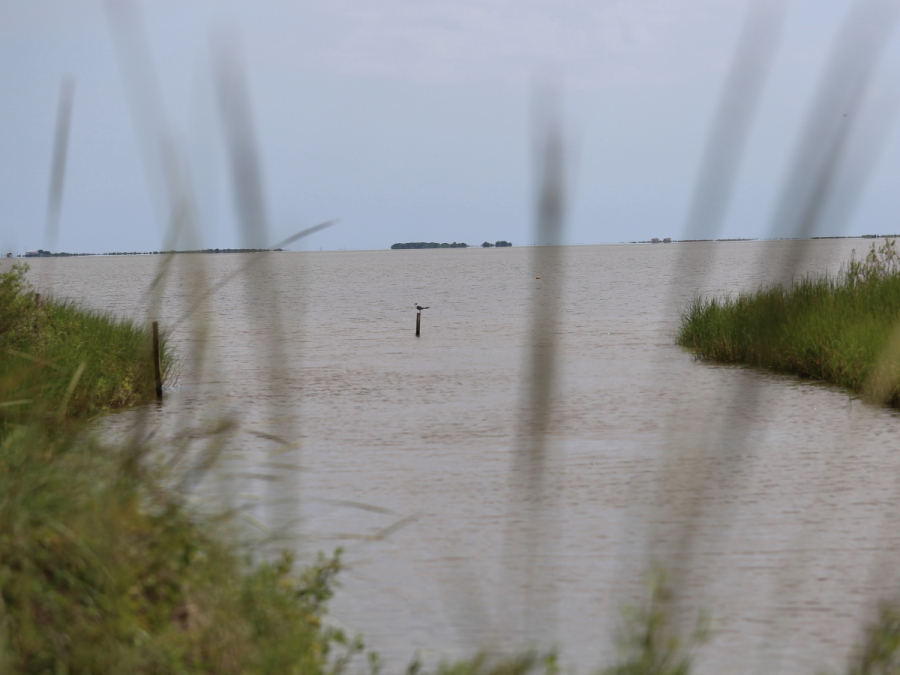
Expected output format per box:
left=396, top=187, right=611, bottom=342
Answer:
left=415, top=303, right=430, bottom=311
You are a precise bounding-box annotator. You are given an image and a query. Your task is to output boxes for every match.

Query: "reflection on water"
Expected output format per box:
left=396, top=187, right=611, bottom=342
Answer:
left=9, top=239, right=900, bottom=674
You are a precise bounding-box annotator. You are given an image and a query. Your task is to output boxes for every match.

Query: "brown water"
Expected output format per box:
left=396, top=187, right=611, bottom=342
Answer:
left=11, top=239, right=900, bottom=674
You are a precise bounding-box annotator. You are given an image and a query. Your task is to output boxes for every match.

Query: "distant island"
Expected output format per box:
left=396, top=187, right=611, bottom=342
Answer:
left=390, top=241, right=512, bottom=249
left=13, top=248, right=284, bottom=258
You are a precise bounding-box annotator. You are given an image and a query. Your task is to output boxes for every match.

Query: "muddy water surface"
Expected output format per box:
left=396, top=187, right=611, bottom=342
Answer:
left=12, top=239, right=900, bottom=675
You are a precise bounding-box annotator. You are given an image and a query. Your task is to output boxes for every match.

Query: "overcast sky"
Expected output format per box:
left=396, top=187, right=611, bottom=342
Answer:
left=2, top=0, right=899, bottom=253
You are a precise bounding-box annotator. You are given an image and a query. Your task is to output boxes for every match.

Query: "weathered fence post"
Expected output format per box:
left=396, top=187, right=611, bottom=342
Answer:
left=416, top=312, right=421, bottom=337
left=152, top=321, right=163, bottom=401
left=33, top=293, right=42, bottom=332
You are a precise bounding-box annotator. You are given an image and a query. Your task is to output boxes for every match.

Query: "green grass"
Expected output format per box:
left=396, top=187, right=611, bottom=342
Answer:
left=0, top=263, right=176, bottom=427
left=0, top=425, right=356, bottom=673
left=677, top=240, right=900, bottom=407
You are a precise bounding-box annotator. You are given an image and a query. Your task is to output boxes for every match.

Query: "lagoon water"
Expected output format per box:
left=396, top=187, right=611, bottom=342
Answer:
left=12, top=239, right=900, bottom=674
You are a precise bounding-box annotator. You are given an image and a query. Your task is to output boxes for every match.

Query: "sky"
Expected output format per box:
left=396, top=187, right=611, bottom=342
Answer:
left=1, top=0, right=899, bottom=254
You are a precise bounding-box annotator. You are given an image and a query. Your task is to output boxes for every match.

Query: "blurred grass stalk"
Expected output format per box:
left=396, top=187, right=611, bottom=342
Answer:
left=102, top=0, right=300, bottom=550
left=211, top=26, right=303, bottom=548
left=499, top=77, right=567, bottom=656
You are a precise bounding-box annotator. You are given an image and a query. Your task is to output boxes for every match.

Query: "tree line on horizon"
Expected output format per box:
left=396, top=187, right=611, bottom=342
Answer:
left=16, top=248, right=284, bottom=258
left=390, top=241, right=512, bottom=249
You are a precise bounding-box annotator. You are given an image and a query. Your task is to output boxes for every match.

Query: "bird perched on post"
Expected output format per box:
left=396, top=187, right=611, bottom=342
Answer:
left=415, top=303, right=430, bottom=311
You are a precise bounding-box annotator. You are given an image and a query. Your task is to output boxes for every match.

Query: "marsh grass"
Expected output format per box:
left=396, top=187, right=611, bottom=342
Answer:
left=598, top=575, right=706, bottom=675
left=676, top=240, right=900, bottom=407
left=0, top=263, right=175, bottom=426
left=0, top=425, right=359, bottom=673
left=840, top=602, right=900, bottom=675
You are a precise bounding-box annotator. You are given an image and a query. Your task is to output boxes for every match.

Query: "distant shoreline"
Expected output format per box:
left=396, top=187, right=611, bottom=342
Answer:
left=10, top=247, right=285, bottom=258
left=6, top=235, right=896, bottom=259
left=629, top=234, right=899, bottom=244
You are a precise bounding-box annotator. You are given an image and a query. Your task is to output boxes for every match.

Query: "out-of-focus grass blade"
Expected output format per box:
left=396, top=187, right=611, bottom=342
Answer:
left=102, top=0, right=179, bottom=215
left=103, top=0, right=202, bottom=287
left=651, top=0, right=788, bottom=629
left=503, top=77, right=567, bottom=651
left=753, top=0, right=900, bottom=655
left=211, top=27, right=303, bottom=551
left=44, top=77, right=75, bottom=253
left=272, top=219, right=336, bottom=249
left=660, top=0, right=900, bottom=567
left=771, top=0, right=900, bottom=244
left=212, top=27, right=268, bottom=250
left=681, top=0, right=787, bottom=243
left=103, top=0, right=210, bottom=478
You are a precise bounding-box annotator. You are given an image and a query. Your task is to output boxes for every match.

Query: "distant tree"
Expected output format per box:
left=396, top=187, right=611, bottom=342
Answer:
left=495, top=240, right=512, bottom=247
left=392, top=241, right=467, bottom=249
left=482, top=241, right=494, bottom=247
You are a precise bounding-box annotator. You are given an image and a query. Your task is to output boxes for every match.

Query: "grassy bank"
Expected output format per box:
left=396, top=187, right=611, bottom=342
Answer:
left=677, top=239, right=900, bottom=406
left=0, top=263, right=175, bottom=425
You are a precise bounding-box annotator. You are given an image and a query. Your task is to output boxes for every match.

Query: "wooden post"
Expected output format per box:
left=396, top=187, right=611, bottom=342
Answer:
left=33, top=293, right=42, bottom=332
left=415, top=312, right=421, bottom=337
left=152, top=321, right=163, bottom=401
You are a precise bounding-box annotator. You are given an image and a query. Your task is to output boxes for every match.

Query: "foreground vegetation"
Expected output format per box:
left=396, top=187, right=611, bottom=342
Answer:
left=677, top=239, right=900, bottom=407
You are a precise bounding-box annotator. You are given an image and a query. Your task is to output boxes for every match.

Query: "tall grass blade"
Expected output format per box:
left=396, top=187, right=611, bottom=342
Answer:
left=503, top=78, right=567, bottom=652
left=103, top=0, right=216, bottom=496
left=56, top=360, right=86, bottom=422
left=212, top=28, right=301, bottom=551
left=680, top=0, right=787, bottom=243
left=757, top=7, right=900, bottom=663
left=212, top=27, right=269, bottom=251
left=647, top=0, right=787, bottom=656
left=43, top=76, right=75, bottom=254
left=771, top=0, right=900, bottom=245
